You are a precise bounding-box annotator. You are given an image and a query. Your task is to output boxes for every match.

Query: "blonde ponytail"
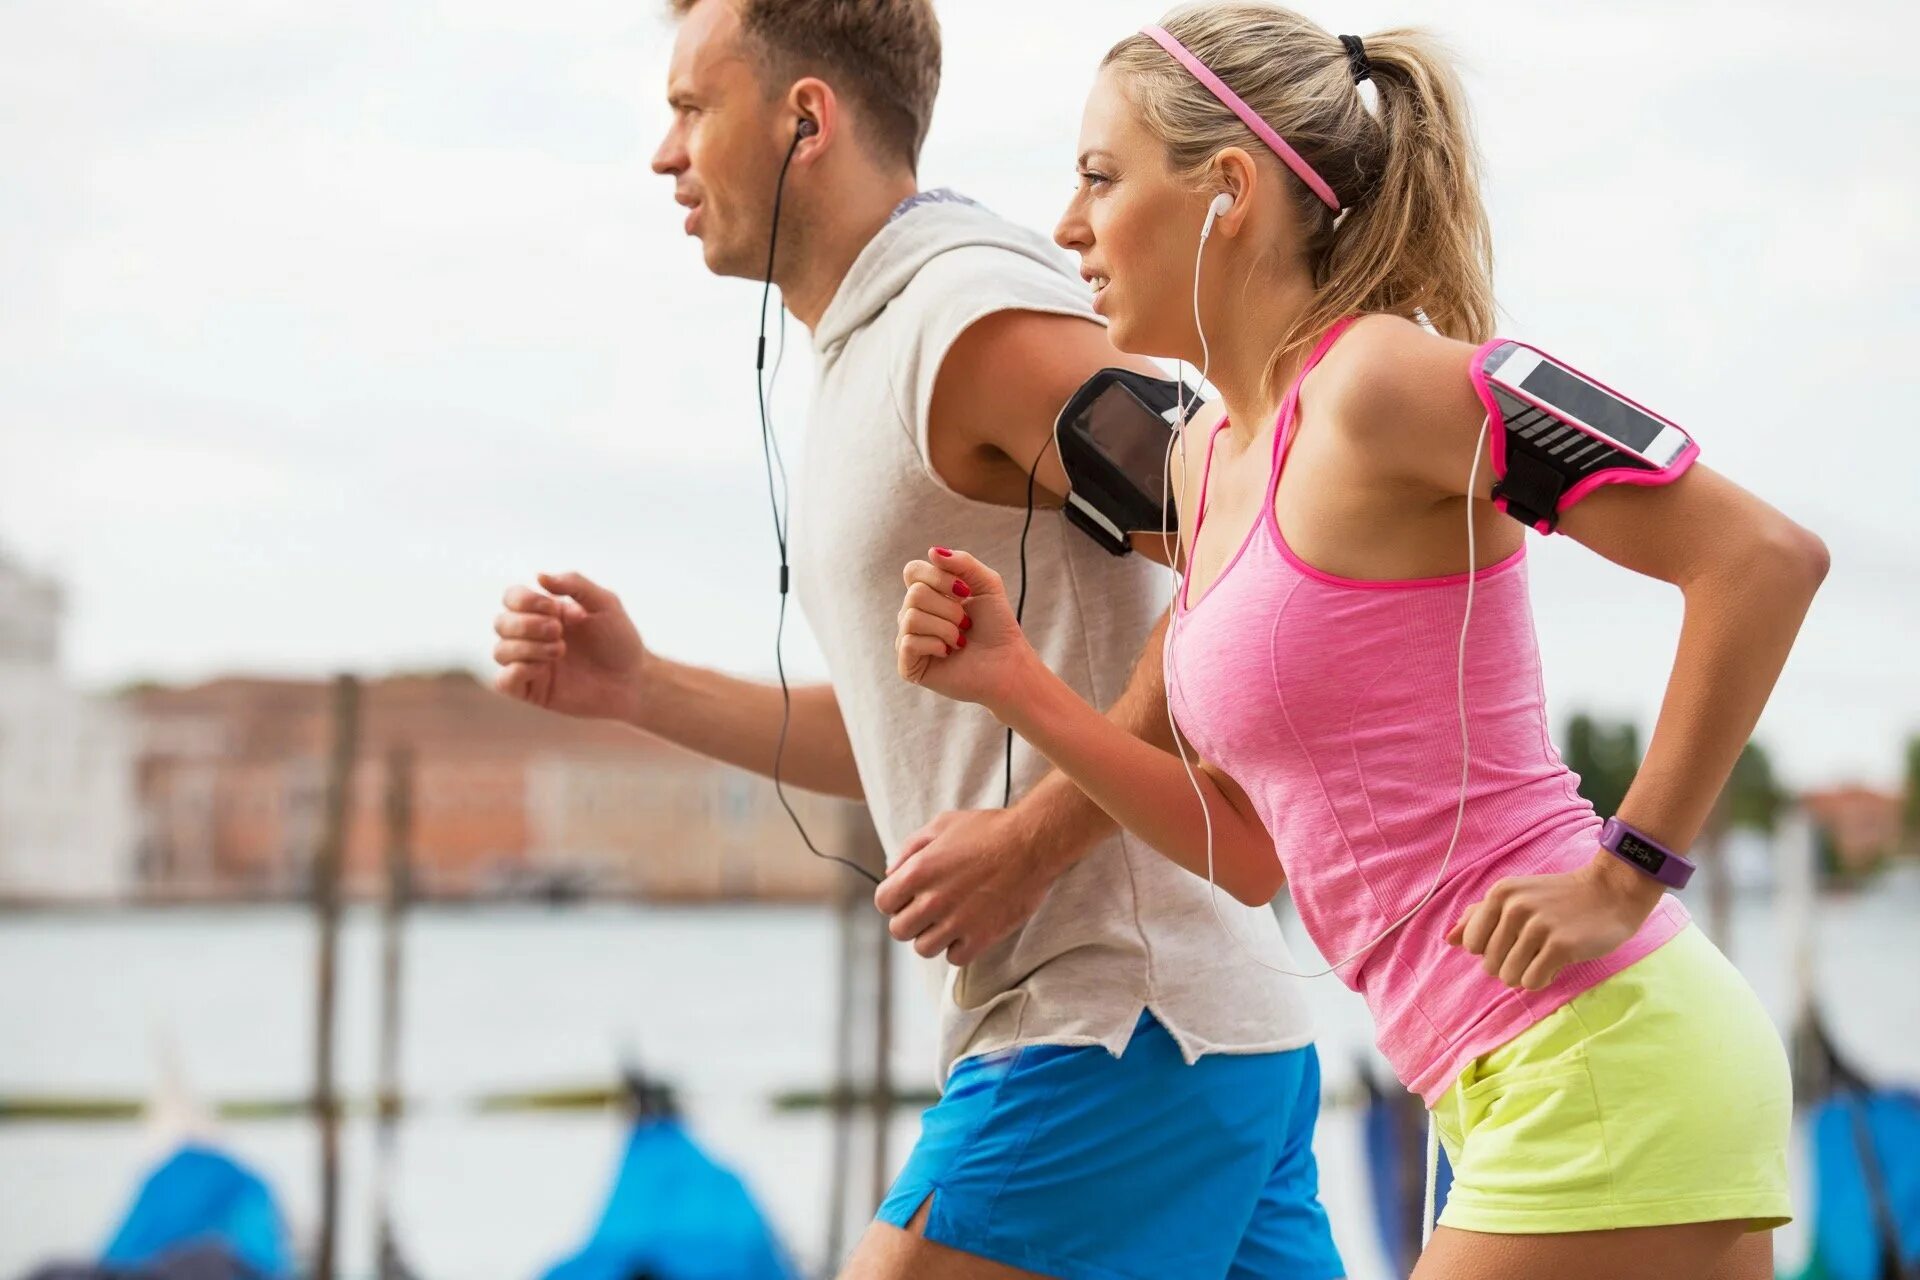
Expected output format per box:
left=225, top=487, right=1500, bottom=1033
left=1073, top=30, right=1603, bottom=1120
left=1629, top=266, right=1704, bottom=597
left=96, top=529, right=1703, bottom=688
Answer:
left=1106, top=4, right=1495, bottom=382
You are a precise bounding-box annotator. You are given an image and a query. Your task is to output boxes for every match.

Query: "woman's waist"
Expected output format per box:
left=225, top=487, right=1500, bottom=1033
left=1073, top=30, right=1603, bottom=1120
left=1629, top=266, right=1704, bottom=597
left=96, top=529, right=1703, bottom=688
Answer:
left=1279, top=801, right=1604, bottom=970
left=1364, top=895, right=1695, bottom=1103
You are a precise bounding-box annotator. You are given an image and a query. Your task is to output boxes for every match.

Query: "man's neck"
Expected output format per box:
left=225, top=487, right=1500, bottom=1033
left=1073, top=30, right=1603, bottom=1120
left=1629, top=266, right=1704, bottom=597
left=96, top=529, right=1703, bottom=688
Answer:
left=779, top=173, right=919, bottom=331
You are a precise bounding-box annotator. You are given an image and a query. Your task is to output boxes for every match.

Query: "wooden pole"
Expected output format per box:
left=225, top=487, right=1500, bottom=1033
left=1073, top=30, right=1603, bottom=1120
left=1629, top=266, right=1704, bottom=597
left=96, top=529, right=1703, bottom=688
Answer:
left=312, top=675, right=359, bottom=1280
left=1703, top=791, right=1733, bottom=957
left=373, top=745, right=413, bottom=1280
left=824, top=860, right=858, bottom=1272
left=1779, top=808, right=1821, bottom=1092
left=867, top=829, right=894, bottom=1212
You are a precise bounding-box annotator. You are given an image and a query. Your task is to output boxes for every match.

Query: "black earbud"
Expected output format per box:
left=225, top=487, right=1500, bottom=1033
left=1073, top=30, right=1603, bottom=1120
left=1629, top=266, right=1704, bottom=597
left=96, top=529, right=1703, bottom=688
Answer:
left=795, top=118, right=818, bottom=139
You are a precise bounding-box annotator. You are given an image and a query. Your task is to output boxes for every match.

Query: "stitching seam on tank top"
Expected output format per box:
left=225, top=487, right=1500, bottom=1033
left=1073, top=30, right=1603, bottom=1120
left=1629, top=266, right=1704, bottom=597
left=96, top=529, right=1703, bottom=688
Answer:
left=1267, top=580, right=1395, bottom=924
left=1346, top=651, right=1408, bottom=874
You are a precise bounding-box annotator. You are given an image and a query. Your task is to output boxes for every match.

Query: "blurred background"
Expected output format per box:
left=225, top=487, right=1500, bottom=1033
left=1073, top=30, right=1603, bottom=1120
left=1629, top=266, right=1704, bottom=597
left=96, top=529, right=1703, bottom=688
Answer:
left=2, top=1, right=1917, bottom=1278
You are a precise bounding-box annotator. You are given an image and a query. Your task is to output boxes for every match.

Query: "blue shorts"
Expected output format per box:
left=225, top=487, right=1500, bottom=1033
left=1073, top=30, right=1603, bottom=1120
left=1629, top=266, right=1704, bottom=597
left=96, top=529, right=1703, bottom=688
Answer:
left=877, top=1012, right=1344, bottom=1280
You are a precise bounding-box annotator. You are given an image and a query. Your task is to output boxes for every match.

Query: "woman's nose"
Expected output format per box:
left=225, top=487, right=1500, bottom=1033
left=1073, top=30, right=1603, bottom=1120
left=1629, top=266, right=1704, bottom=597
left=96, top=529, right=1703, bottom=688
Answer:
left=1053, top=207, right=1087, bottom=253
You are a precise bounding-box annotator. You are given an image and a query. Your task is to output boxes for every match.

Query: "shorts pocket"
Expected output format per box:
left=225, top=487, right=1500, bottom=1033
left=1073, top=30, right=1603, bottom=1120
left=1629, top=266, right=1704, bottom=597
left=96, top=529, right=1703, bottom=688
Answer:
left=1450, top=1055, right=1615, bottom=1213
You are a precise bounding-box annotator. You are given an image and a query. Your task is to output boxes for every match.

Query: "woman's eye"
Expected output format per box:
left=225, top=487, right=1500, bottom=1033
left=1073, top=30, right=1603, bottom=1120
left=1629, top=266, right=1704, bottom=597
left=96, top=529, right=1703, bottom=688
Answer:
left=1077, top=170, right=1113, bottom=190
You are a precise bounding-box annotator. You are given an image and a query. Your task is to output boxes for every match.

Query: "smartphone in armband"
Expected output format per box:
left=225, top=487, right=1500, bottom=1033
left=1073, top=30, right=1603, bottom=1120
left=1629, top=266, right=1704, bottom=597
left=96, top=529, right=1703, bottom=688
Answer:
left=1472, top=341, right=1699, bottom=534
left=1054, top=368, right=1204, bottom=556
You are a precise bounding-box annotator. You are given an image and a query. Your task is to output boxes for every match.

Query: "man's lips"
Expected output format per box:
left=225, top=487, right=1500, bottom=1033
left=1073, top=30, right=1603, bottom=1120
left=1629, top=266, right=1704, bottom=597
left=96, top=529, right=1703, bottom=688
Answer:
left=675, top=192, right=702, bottom=235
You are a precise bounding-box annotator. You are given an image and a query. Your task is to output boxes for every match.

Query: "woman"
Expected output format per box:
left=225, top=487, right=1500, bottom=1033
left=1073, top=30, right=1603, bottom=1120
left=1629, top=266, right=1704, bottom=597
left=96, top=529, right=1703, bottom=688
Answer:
left=892, top=4, right=1826, bottom=1277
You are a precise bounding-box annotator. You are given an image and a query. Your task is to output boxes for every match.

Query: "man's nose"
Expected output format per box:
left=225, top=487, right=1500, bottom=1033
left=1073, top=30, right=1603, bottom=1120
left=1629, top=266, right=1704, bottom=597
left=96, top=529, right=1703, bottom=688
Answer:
left=651, top=132, right=685, bottom=176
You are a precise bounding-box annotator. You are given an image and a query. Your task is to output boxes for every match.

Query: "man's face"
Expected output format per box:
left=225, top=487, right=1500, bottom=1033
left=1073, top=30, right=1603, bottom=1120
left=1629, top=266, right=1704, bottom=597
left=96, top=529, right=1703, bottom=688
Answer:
left=651, top=1, right=786, bottom=280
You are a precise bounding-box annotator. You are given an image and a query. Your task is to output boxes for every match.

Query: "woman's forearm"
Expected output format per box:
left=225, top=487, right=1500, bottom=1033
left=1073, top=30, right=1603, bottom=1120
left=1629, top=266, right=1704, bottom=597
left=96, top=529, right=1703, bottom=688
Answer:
left=994, top=659, right=1284, bottom=905
left=1619, top=519, right=1829, bottom=850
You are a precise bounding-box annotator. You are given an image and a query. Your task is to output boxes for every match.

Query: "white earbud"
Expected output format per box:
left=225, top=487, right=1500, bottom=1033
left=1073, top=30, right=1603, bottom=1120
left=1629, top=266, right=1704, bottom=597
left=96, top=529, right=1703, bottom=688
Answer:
left=1200, top=192, right=1233, bottom=242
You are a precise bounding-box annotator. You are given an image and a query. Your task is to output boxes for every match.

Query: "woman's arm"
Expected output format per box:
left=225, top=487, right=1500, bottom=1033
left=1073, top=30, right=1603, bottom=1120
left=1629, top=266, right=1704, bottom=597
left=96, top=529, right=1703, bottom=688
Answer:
left=1557, top=468, right=1829, bottom=849
left=1340, top=316, right=1829, bottom=987
left=893, top=547, right=1285, bottom=905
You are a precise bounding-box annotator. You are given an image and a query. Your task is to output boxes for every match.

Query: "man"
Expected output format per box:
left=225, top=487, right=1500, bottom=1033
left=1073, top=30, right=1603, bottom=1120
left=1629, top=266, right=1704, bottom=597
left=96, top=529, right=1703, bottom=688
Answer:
left=491, top=3, right=1344, bottom=1278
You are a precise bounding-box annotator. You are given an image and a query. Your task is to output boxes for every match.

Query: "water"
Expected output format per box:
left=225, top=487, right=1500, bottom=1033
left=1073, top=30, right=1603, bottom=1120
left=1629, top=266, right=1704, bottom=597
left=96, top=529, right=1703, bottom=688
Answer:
left=2, top=882, right=1917, bottom=1280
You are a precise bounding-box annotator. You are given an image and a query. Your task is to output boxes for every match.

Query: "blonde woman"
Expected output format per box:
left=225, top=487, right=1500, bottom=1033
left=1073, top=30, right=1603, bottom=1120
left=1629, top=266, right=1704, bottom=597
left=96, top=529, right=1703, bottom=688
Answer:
left=894, top=4, right=1824, bottom=1277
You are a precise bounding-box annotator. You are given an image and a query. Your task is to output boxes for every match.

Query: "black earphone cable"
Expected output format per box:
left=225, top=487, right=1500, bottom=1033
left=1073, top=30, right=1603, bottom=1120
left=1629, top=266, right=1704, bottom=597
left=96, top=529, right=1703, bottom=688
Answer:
left=757, top=123, right=882, bottom=886
left=1004, top=434, right=1054, bottom=807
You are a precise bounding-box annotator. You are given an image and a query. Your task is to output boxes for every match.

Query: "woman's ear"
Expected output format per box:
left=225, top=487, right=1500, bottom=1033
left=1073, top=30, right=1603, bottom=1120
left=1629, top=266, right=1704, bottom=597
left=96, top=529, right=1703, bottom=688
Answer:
left=1208, top=146, right=1260, bottom=237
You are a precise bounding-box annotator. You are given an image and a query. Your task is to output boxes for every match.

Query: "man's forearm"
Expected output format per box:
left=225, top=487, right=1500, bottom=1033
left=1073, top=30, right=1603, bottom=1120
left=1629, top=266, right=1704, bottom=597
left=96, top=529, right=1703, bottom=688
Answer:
left=626, top=656, right=864, bottom=800
left=1006, top=610, right=1172, bottom=869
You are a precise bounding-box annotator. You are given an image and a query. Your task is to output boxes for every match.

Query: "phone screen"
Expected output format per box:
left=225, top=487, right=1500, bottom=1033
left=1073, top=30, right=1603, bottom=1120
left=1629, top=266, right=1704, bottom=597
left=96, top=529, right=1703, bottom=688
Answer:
left=1082, top=383, right=1177, bottom=497
left=1520, top=360, right=1667, bottom=453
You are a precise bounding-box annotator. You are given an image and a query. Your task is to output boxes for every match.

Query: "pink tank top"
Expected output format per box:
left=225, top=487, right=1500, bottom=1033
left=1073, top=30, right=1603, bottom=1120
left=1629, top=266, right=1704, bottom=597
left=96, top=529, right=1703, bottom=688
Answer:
left=1165, top=317, right=1689, bottom=1104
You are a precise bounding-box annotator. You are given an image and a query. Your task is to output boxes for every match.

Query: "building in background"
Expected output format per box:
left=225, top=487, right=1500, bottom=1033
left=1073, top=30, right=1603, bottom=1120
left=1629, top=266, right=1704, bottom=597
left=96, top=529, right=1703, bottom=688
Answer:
left=1804, top=785, right=1904, bottom=874
left=0, top=549, right=139, bottom=901
left=128, top=671, right=854, bottom=901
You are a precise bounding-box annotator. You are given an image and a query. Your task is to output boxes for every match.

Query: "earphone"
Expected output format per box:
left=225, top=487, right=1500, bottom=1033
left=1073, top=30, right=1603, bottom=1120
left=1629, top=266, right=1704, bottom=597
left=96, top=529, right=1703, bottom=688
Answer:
left=755, top=114, right=883, bottom=886
left=1160, top=192, right=1493, bottom=981
left=1201, top=191, right=1233, bottom=241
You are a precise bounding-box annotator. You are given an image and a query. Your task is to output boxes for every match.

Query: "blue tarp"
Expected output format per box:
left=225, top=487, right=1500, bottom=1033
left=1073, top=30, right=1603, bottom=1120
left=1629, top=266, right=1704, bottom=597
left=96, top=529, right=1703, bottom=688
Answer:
left=541, top=1118, right=798, bottom=1280
left=1802, top=1089, right=1920, bottom=1280
left=1361, top=1071, right=1450, bottom=1277
left=101, top=1144, right=291, bottom=1279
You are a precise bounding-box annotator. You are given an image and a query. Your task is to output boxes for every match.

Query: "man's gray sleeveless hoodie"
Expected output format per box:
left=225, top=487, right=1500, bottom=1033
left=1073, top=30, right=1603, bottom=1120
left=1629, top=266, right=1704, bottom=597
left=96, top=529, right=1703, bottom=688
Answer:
left=790, top=197, right=1312, bottom=1080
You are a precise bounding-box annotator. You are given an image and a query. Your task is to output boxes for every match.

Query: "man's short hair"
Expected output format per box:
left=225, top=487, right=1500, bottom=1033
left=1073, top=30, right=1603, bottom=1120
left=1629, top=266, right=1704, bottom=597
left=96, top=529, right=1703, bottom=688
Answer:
left=669, top=0, right=941, bottom=172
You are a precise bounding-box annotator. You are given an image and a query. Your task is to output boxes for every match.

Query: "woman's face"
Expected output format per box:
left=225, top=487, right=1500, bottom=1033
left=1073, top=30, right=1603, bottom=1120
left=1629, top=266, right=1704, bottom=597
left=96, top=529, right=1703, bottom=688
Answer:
left=1054, top=67, right=1214, bottom=362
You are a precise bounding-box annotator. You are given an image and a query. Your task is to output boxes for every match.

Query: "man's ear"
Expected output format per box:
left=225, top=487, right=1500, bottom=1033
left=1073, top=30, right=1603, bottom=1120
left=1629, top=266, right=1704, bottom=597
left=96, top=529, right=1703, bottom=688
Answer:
left=788, top=77, right=836, bottom=157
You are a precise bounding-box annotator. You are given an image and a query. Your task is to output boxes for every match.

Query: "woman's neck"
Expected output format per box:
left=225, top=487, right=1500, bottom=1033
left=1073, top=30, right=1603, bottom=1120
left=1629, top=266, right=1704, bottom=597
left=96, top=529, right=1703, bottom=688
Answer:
left=1202, top=270, right=1320, bottom=440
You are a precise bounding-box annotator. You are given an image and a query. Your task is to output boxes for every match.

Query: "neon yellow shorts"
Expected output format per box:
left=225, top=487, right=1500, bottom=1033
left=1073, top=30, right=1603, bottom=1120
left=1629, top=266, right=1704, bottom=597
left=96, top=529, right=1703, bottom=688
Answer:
left=1432, top=924, right=1793, bottom=1235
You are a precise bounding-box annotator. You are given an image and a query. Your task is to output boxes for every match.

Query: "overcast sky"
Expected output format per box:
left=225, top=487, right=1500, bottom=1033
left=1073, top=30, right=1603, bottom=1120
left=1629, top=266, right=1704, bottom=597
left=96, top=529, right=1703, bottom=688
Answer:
left=3, top=0, right=1916, bottom=788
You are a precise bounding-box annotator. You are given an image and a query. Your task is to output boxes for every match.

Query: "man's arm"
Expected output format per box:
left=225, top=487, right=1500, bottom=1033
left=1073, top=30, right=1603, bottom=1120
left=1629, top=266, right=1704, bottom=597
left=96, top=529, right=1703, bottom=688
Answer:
left=631, top=659, right=864, bottom=800
left=924, top=308, right=1182, bottom=565
left=494, top=572, right=864, bottom=800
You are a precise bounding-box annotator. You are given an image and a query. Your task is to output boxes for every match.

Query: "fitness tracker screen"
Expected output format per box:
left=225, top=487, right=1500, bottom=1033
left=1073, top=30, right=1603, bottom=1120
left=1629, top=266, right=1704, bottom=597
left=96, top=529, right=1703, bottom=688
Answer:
left=1614, top=830, right=1668, bottom=875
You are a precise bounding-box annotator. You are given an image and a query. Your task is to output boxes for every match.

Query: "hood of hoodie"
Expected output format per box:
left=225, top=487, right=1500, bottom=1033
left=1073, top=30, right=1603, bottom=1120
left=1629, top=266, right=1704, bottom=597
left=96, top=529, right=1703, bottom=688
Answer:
left=811, top=196, right=1083, bottom=362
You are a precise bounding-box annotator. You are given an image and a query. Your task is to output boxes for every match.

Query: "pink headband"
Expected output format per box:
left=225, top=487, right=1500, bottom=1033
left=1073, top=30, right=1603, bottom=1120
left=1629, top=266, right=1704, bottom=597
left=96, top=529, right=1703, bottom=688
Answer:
left=1140, top=24, right=1343, bottom=212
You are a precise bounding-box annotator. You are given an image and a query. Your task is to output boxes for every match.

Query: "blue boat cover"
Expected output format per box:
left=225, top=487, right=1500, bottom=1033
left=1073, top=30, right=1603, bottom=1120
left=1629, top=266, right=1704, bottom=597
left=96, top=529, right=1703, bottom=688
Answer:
left=541, top=1118, right=798, bottom=1280
left=1801, top=1088, right=1920, bottom=1280
left=1361, top=1071, right=1451, bottom=1277
left=99, top=1144, right=291, bottom=1278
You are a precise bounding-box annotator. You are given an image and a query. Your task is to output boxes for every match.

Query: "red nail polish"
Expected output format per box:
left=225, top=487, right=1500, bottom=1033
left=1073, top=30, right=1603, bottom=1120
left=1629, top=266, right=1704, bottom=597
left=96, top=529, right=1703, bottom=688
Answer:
left=934, top=547, right=953, bottom=557
left=943, top=643, right=952, bottom=655
left=956, top=634, right=967, bottom=649
left=960, top=614, right=973, bottom=630
left=953, top=581, right=971, bottom=598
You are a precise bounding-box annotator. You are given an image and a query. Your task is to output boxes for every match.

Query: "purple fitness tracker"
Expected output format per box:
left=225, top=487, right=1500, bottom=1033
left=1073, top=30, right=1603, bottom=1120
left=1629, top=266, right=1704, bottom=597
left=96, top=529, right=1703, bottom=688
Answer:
left=1598, top=817, right=1695, bottom=890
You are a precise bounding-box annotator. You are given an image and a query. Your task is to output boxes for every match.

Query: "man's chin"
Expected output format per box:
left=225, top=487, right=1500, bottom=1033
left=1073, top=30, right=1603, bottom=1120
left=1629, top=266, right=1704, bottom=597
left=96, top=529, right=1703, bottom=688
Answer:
left=696, top=236, right=760, bottom=282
